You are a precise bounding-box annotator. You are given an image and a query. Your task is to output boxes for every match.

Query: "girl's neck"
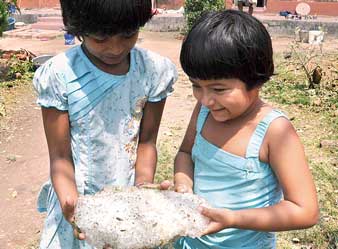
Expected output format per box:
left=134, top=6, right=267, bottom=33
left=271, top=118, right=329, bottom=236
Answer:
left=81, top=44, right=131, bottom=75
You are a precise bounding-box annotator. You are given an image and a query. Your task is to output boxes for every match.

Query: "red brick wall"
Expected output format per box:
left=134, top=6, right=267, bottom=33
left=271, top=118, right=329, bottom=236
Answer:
left=18, top=0, right=60, bottom=8
left=157, top=0, right=184, bottom=9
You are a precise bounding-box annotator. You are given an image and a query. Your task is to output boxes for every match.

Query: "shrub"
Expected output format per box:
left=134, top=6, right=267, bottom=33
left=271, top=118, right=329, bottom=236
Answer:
left=184, top=0, right=225, bottom=32
left=0, top=0, right=20, bottom=36
left=0, top=2, right=8, bottom=36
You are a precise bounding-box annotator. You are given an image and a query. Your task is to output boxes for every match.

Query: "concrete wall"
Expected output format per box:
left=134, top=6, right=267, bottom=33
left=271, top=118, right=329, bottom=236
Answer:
left=145, top=14, right=185, bottom=31
left=263, top=19, right=338, bottom=36
left=144, top=13, right=338, bottom=37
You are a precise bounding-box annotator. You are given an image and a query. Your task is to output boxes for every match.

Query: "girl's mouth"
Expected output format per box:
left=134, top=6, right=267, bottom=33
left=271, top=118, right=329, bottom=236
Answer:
left=212, top=108, right=225, bottom=112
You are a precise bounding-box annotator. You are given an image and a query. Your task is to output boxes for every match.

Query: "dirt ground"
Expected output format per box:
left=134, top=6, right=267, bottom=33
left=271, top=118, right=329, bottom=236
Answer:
left=0, top=32, right=337, bottom=249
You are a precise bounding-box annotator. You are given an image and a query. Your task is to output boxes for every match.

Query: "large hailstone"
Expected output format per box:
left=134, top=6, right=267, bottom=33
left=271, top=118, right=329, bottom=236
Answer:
left=75, top=186, right=210, bottom=249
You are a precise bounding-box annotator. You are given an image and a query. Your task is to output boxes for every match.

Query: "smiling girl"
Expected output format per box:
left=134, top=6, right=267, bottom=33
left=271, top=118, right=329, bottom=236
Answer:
left=173, top=10, right=318, bottom=249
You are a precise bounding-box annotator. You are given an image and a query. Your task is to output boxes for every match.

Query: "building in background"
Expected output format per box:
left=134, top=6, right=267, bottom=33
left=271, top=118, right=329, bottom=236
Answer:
left=17, top=0, right=59, bottom=8
left=18, top=0, right=338, bottom=16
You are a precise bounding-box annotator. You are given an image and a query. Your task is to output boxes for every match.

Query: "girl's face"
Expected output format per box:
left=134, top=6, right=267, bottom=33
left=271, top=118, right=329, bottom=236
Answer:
left=190, top=78, right=260, bottom=122
left=82, top=30, right=139, bottom=69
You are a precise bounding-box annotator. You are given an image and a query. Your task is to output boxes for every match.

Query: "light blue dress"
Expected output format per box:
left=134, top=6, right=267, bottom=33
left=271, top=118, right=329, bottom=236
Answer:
left=175, top=106, right=286, bottom=249
left=33, top=45, right=178, bottom=248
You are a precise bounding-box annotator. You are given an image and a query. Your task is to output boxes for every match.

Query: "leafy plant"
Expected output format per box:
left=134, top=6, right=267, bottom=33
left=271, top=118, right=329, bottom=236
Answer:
left=184, top=0, right=225, bottom=32
left=6, top=55, right=34, bottom=79
left=0, top=0, right=20, bottom=36
left=0, top=1, right=7, bottom=35
left=290, top=42, right=324, bottom=89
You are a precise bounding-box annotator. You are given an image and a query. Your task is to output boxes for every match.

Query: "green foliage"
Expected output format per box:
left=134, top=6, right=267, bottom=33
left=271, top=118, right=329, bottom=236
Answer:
left=184, top=0, right=225, bottom=32
left=6, top=56, right=34, bottom=79
left=263, top=52, right=338, bottom=134
left=0, top=1, right=8, bottom=36
left=0, top=0, right=20, bottom=36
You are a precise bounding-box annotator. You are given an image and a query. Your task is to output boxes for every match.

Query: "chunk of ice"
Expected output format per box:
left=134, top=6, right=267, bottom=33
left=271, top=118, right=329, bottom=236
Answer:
left=75, top=187, right=210, bottom=249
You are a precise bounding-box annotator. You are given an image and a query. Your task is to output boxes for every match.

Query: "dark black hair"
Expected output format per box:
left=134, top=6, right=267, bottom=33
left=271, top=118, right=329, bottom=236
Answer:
left=60, top=0, right=153, bottom=37
left=180, top=10, right=274, bottom=89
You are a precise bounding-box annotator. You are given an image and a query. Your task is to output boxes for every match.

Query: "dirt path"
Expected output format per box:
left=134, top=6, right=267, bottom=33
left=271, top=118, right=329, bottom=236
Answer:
left=0, top=32, right=337, bottom=249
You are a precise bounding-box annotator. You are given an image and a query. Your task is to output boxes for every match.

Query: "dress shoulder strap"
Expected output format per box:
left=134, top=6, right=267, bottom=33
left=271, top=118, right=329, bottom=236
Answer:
left=196, top=105, right=210, bottom=133
left=245, top=109, right=288, bottom=158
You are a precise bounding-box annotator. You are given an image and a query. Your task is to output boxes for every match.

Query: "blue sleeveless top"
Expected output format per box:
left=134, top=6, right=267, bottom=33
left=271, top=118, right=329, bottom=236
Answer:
left=175, top=106, right=286, bottom=249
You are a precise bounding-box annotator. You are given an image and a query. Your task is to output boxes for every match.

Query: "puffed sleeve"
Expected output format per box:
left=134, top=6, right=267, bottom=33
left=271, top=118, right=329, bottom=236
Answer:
left=33, top=60, right=68, bottom=111
left=147, top=56, right=178, bottom=102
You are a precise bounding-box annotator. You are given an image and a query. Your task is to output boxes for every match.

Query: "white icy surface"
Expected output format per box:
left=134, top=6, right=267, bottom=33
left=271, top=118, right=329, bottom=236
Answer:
left=75, top=186, right=210, bottom=249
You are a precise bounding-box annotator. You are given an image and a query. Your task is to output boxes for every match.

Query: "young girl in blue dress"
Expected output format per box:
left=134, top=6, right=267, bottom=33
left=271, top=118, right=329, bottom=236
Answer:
left=173, top=10, right=318, bottom=248
left=33, top=0, right=177, bottom=248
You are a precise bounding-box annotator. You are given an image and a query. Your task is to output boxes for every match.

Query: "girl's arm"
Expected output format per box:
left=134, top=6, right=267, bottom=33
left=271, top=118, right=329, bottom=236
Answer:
left=200, top=117, right=319, bottom=234
left=134, top=99, right=166, bottom=185
left=41, top=107, right=85, bottom=239
left=174, top=103, right=201, bottom=193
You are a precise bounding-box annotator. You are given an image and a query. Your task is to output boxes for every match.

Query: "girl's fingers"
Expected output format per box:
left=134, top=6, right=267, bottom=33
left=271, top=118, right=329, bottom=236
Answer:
left=198, top=207, right=224, bottom=235
left=73, top=228, right=86, bottom=240
left=175, top=184, right=192, bottom=193
left=138, top=183, right=161, bottom=190
left=199, top=206, right=211, bottom=217
left=78, top=232, right=86, bottom=240
left=201, top=222, right=223, bottom=235
left=137, top=181, right=175, bottom=191
left=159, top=180, right=174, bottom=190
left=199, top=207, right=233, bottom=235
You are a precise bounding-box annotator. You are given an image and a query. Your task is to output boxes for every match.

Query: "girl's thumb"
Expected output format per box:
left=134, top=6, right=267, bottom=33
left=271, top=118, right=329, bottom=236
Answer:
left=198, top=206, right=222, bottom=220
left=198, top=206, right=212, bottom=217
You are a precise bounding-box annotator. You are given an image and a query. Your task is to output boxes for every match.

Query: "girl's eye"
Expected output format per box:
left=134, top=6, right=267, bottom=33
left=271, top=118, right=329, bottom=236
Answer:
left=192, top=85, right=201, bottom=89
left=94, top=38, right=108, bottom=43
left=212, top=88, right=227, bottom=93
left=89, top=35, right=109, bottom=43
left=121, top=30, right=138, bottom=39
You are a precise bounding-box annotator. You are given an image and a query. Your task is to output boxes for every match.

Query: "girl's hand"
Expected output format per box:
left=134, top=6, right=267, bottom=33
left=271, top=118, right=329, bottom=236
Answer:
left=159, top=181, right=193, bottom=193
left=136, top=180, right=173, bottom=190
left=199, top=206, right=235, bottom=235
left=136, top=180, right=193, bottom=193
left=141, top=180, right=193, bottom=193
left=175, top=183, right=193, bottom=193
left=159, top=180, right=193, bottom=193
left=62, top=196, right=86, bottom=240
left=159, top=180, right=173, bottom=190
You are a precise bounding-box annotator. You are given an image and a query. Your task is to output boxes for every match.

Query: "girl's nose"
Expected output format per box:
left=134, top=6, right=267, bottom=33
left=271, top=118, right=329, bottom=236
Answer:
left=200, top=92, right=215, bottom=107
left=107, top=37, right=124, bottom=55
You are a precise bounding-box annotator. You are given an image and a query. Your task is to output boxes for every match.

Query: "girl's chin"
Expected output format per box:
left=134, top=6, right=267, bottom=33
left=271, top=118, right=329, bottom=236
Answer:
left=210, top=112, right=229, bottom=122
left=100, top=57, right=124, bottom=66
